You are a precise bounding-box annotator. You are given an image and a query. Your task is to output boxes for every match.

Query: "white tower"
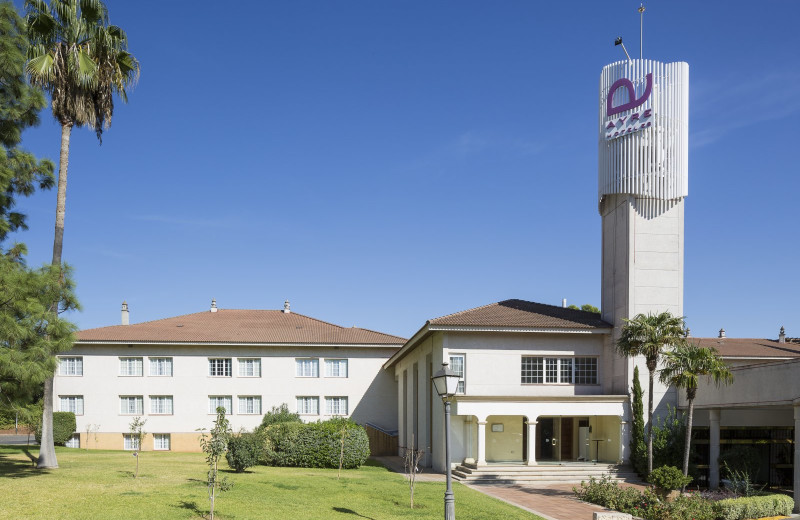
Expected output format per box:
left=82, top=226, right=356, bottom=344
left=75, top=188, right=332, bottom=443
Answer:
left=598, top=59, right=689, bottom=406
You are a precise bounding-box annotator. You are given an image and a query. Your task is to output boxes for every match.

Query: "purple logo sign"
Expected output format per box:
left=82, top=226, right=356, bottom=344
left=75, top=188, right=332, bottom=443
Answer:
left=607, top=73, right=652, bottom=116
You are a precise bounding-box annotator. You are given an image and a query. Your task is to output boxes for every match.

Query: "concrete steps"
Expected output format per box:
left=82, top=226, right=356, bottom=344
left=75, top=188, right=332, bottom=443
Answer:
left=452, top=462, right=640, bottom=484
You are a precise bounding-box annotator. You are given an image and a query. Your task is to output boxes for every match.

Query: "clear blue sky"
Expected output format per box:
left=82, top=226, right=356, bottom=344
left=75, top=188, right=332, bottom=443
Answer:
left=9, top=0, right=800, bottom=339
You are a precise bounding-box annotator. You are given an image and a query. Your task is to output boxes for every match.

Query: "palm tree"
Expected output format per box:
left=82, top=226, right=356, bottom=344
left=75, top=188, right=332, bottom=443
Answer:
left=660, top=343, right=733, bottom=479
left=616, top=311, right=686, bottom=474
left=24, top=0, right=139, bottom=469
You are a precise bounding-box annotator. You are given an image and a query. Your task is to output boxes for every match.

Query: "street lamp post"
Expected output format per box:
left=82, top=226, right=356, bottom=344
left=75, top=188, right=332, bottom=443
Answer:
left=431, top=362, right=460, bottom=520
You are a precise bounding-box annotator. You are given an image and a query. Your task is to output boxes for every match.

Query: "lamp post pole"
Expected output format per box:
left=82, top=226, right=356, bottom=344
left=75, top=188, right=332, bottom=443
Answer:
left=444, top=398, right=455, bottom=520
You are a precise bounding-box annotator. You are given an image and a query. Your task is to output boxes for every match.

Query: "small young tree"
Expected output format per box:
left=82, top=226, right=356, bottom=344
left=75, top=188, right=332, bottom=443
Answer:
left=84, top=423, right=100, bottom=450
left=128, top=417, right=146, bottom=478
left=402, top=434, right=426, bottom=509
left=198, top=407, right=233, bottom=520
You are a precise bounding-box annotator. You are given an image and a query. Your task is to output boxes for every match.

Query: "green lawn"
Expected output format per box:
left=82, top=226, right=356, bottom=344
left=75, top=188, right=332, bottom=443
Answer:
left=0, top=446, right=542, bottom=519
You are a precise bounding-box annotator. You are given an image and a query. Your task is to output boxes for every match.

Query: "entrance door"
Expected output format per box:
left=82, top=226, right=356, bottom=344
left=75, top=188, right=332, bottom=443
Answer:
left=560, top=418, right=573, bottom=460
left=536, top=418, right=555, bottom=460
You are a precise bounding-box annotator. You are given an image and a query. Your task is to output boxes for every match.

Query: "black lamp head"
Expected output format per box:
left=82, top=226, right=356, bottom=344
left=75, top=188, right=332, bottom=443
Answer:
left=614, top=37, right=623, bottom=46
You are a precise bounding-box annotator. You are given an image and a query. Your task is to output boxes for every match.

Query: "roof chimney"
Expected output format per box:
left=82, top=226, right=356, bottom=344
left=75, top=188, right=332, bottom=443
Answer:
left=210, top=298, right=218, bottom=312
left=121, top=301, right=129, bottom=326
left=283, top=300, right=291, bottom=314
left=718, top=328, right=726, bottom=339
left=779, top=326, right=786, bottom=343
left=562, top=298, right=567, bottom=308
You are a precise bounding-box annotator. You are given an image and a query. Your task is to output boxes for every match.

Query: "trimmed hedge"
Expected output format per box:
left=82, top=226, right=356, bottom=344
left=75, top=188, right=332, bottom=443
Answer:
left=261, top=418, right=370, bottom=469
left=34, top=412, right=76, bottom=446
left=715, top=494, right=794, bottom=520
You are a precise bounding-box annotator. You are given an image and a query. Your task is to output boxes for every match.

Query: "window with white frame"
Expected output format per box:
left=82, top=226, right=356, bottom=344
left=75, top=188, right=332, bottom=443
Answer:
left=296, top=396, right=319, bottom=415
left=150, top=396, right=173, bottom=415
left=209, top=395, right=232, bottom=414
left=295, top=358, right=319, bottom=378
left=449, top=354, right=465, bottom=393
left=149, top=357, right=173, bottom=376
left=119, top=357, right=143, bottom=376
left=59, top=396, right=84, bottom=415
left=238, top=396, right=261, bottom=415
left=59, top=357, right=83, bottom=376
left=238, top=358, right=261, bottom=377
left=325, top=396, right=348, bottom=415
left=153, top=434, right=171, bottom=451
left=120, top=396, right=144, bottom=415
left=208, top=358, right=232, bottom=377
left=324, top=359, right=348, bottom=378
left=521, top=356, right=598, bottom=385
left=65, top=434, right=80, bottom=448
left=123, top=434, right=140, bottom=451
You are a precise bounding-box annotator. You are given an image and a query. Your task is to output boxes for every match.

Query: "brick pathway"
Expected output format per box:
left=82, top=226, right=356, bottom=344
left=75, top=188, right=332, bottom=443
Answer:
left=466, top=483, right=623, bottom=520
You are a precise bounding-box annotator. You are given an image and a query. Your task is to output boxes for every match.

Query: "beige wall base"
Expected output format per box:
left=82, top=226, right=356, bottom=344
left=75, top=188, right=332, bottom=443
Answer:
left=78, top=432, right=203, bottom=452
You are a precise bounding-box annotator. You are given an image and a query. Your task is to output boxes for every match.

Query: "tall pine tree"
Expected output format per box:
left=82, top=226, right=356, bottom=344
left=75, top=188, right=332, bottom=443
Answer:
left=630, top=366, right=647, bottom=476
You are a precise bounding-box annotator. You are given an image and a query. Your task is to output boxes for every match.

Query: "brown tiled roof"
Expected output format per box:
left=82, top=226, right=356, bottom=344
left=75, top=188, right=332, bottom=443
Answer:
left=428, top=299, right=611, bottom=329
left=76, top=309, right=406, bottom=346
left=693, top=337, right=800, bottom=358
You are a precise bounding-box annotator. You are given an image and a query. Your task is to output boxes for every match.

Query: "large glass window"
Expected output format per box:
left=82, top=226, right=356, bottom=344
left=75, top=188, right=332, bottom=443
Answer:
left=149, top=357, right=173, bottom=376
left=238, top=358, right=261, bottom=377
left=59, top=357, right=83, bottom=376
left=208, top=358, right=232, bottom=377
left=150, top=396, right=173, bottom=415
left=209, top=396, right=233, bottom=414
left=119, top=357, right=143, bottom=377
left=449, top=354, right=465, bottom=393
left=153, top=434, right=171, bottom=451
left=324, top=359, right=348, bottom=378
left=295, top=358, right=319, bottom=378
left=238, top=396, right=261, bottom=415
left=521, top=356, right=597, bottom=384
left=120, top=396, right=144, bottom=415
left=60, top=396, right=84, bottom=415
left=296, top=396, right=319, bottom=415
left=325, top=397, right=348, bottom=415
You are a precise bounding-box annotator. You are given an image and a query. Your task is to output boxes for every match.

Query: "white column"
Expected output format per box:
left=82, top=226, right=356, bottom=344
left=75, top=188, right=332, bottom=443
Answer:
left=793, top=403, right=799, bottom=514
left=619, top=420, right=627, bottom=464
left=526, top=420, right=537, bottom=466
left=477, top=421, right=487, bottom=466
left=709, top=409, right=721, bottom=489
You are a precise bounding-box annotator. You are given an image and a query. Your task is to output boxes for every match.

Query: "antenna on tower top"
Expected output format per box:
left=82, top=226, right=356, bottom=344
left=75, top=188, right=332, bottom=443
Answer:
left=638, top=4, right=645, bottom=59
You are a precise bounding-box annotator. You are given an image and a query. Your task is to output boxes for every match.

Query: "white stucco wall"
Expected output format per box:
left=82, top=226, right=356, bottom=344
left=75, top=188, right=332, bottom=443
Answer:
left=54, top=343, right=398, bottom=438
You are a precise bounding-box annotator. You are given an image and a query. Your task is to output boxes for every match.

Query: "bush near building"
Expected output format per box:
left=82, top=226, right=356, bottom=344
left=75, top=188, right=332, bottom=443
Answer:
left=226, top=432, right=264, bottom=472
left=34, top=412, right=75, bottom=446
left=260, top=418, right=370, bottom=469
left=715, top=494, right=794, bottom=520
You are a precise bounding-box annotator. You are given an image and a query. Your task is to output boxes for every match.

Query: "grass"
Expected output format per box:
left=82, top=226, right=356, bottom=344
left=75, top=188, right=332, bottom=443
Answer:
left=0, top=446, right=543, bottom=519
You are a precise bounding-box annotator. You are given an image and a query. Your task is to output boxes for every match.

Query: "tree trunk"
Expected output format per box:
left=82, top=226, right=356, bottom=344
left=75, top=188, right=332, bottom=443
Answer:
left=38, top=122, right=73, bottom=470
left=647, top=368, right=654, bottom=475
left=683, top=397, right=694, bottom=478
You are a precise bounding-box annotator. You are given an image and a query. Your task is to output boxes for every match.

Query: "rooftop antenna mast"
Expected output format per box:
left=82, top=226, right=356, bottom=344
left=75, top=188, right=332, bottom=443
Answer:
left=638, top=4, right=645, bottom=59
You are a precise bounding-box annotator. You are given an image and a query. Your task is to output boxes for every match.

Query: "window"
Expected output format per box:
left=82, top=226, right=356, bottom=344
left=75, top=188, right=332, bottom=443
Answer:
left=295, top=358, right=319, bottom=378
left=521, top=356, right=598, bottom=385
left=65, top=434, right=80, bottom=448
left=324, top=359, right=348, bottom=378
left=120, top=396, right=144, bottom=415
left=238, top=358, right=261, bottom=377
left=449, top=354, right=465, bottom=393
left=296, top=396, right=319, bottom=415
left=238, top=396, right=261, bottom=415
left=150, top=396, right=173, bottom=415
left=209, top=396, right=232, bottom=414
left=574, top=357, right=598, bottom=384
left=325, top=397, right=348, bottom=415
left=521, top=357, right=543, bottom=384
left=153, top=434, right=171, bottom=451
left=59, top=357, right=83, bottom=376
left=60, top=396, right=84, bottom=415
left=119, top=357, right=143, bottom=376
left=208, top=358, right=232, bottom=377
left=123, top=434, right=140, bottom=451
left=149, top=357, right=173, bottom=376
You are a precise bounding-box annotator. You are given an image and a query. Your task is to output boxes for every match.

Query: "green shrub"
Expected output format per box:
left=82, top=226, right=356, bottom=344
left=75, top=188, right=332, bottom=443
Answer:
left=258, top=403, right=302, bottom=429
left=663, top=494, right=717, bottom=520
left=225, top=432, right=263, bottom=472
left=648, top=465, right=692, bottom=491
left=261, top=419, right=370, bottom=469
left=715, top=494, right=794, bottom=520
left=34, top=412, right=76, bottom=446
